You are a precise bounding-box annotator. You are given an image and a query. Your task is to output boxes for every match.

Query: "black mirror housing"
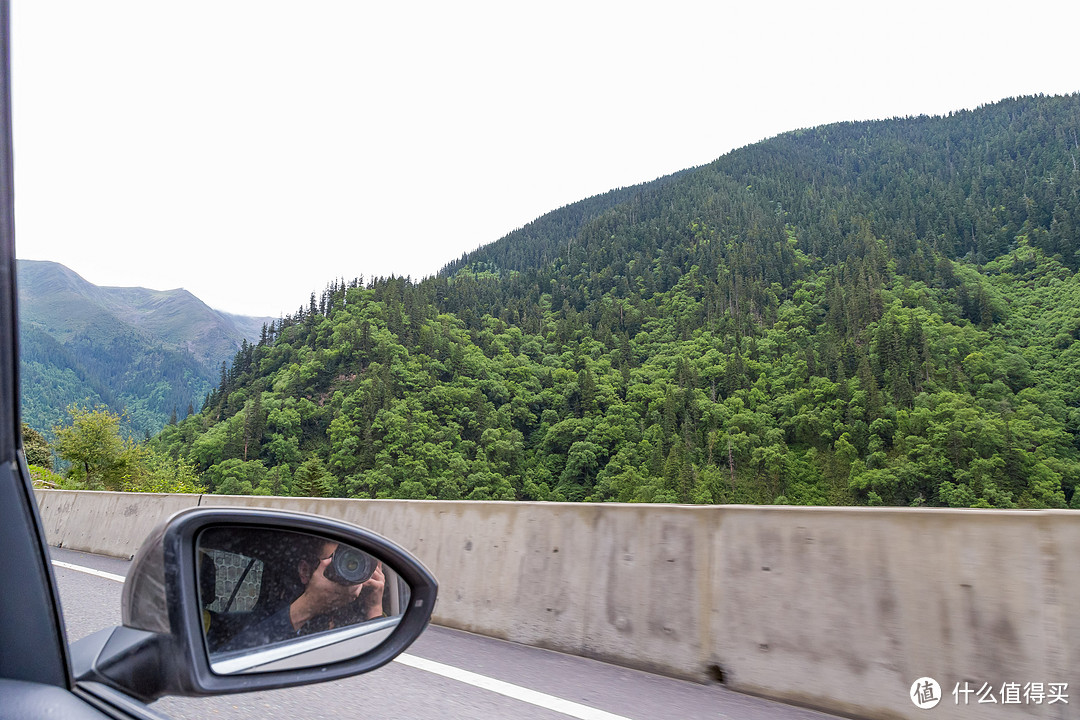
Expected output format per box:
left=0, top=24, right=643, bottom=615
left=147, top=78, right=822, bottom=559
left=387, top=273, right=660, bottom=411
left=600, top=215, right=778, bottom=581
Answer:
left=71, top=507, right=437, bottom=702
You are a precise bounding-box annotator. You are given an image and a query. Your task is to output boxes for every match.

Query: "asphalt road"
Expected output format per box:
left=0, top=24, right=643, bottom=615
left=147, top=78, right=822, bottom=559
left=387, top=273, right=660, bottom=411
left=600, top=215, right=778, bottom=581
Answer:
left=51, top=547, right=841, bottom=720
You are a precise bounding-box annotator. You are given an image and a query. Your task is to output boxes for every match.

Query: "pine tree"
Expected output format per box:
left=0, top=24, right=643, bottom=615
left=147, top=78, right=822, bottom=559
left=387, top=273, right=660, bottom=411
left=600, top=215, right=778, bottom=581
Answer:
left=293, top=457, right=333, bottom=498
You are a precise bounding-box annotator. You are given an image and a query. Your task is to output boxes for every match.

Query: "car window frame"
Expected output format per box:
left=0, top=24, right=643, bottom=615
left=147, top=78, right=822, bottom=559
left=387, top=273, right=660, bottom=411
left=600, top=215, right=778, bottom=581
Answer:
left=0, top=0, right=82, bottom=696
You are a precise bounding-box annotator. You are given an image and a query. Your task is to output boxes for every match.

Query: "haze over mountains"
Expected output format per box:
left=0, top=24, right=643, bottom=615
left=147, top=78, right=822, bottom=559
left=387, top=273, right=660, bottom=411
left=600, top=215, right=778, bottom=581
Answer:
left=18, top=259, right=272, bottom=434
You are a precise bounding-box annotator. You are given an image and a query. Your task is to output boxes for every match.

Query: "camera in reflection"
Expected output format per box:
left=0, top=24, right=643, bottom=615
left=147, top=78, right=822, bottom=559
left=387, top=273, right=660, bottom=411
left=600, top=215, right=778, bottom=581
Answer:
left=323, top=547, right=377, bottom=586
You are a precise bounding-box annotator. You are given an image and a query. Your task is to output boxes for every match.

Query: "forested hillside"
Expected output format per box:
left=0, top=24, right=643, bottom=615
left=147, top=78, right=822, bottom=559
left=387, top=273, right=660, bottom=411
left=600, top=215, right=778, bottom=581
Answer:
left=438, top=170, right=690, bottom=277
left=19, top=260, right=272, bottom=434
left=152, top=94, right=1080, bottom=508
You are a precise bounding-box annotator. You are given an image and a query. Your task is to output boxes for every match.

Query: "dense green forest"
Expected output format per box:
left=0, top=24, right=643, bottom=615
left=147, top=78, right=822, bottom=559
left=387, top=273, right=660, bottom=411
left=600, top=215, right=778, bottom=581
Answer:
left=136, top=94, right=1080, bottom=507
left=21, top=323, right=212, bottom=435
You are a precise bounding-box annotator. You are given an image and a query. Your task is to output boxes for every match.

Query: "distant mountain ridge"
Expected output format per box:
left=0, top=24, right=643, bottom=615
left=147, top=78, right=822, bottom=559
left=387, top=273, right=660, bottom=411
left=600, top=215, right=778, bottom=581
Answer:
left=438, top=171, right=691, bottom=277
left=18, top=260, right=273, bottom=434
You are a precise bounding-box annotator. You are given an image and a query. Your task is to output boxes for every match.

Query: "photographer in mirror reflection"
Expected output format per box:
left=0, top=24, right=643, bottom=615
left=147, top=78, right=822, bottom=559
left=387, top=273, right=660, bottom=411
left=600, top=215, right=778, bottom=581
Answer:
left=217, top=535, right=385, bottom=653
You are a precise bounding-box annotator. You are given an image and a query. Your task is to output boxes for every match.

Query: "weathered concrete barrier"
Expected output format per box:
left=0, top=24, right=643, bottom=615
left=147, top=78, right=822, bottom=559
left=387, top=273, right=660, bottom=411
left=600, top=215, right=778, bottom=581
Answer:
left=35, top=489, right=201, bottom=558
left=34, top=489, right=1079, bottom=720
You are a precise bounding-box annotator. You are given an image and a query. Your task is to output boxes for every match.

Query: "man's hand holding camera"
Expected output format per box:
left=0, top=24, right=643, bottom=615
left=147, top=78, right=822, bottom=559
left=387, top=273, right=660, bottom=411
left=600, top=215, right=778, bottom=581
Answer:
left=289, top=544, right=385, bottom=631
left=358, top=562, right=385, bottom=621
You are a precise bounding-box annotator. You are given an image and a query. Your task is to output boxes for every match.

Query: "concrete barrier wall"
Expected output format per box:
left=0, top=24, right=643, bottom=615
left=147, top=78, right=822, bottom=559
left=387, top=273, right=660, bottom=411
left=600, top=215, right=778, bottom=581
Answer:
left=34, top=490, right=1080, bottom=720
left=35, top=489, right=202, bottom=558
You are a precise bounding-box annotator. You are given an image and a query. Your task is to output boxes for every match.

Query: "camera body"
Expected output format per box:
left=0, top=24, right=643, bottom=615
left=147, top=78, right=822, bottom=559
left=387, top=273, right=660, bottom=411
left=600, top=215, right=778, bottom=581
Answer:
left=323, top=547, right=377, bottom=586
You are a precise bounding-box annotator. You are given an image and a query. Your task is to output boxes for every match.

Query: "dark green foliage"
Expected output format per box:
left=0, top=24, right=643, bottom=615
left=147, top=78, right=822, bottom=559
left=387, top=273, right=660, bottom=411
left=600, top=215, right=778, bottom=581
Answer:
left=439, top=172, right=691, bottom=278
left=293, top=457, right=334, bottom=498
left=21, top=423, right=53, bottom=469
left=153, top=94, right=1080, bottom=507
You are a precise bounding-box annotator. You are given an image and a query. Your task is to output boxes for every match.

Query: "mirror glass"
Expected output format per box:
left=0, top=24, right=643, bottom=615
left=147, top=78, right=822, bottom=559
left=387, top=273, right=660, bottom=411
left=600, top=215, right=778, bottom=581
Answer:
left=196, top=527, right=410, bottom=675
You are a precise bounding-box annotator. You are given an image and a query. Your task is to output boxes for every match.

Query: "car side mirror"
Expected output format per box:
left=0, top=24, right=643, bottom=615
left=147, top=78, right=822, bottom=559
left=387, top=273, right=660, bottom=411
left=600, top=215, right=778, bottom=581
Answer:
left=70, top=507, right=437, bottom=702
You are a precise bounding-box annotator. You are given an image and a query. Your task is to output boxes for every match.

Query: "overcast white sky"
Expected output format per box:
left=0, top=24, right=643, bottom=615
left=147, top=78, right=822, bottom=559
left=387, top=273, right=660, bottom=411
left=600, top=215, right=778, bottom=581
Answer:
left=9, top=1, right=1080, bottom=317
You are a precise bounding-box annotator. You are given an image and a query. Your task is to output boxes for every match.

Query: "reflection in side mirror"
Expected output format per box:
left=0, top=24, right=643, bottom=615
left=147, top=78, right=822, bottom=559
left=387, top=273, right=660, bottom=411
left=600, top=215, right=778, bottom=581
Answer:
left=197, top=527, right=411, bottom=675
left=72, top=507, right=436, bottom=702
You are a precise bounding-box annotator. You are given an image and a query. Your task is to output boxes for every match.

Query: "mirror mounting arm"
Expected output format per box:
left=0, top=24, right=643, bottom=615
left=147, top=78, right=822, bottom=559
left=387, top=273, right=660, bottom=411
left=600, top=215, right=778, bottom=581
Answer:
left=70, top=626, right=178, bottom=703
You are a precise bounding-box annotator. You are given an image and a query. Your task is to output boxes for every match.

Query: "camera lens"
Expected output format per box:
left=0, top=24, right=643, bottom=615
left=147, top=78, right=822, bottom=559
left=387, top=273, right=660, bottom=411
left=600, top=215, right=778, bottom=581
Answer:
left=324, top=548, right=376, bottom=585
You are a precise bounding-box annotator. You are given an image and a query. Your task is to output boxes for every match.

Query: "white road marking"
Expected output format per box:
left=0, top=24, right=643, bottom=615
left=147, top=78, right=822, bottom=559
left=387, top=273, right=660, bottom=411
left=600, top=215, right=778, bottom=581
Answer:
left=394, top=653, right=633, bottom=720
left=52, top=559, right=126, bottom=583
left=52, top=558, right=634, bottom=720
